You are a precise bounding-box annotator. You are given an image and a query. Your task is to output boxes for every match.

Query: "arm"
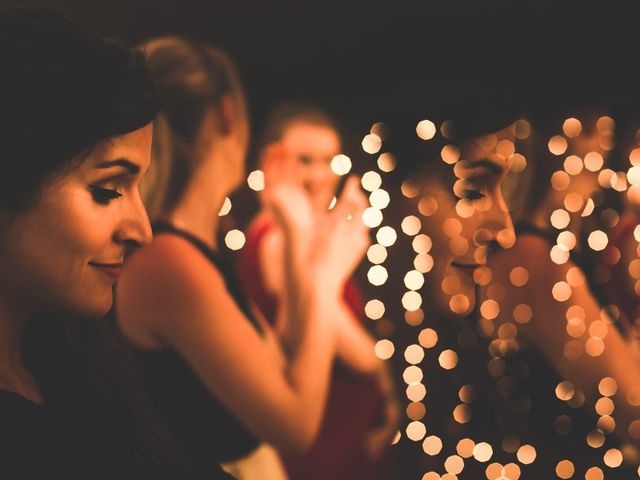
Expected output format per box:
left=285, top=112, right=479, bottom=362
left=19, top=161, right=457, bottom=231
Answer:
left=487, top=234, right=640, bottom=444
left=257, top=192, right=400, bottom=458
left=259, top=225, right=381, bottom=374
left=117, top=236, right=339, bottom=452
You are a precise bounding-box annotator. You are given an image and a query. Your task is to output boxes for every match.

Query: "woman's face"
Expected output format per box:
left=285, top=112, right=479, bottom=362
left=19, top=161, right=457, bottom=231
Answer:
left=0, top=124, right=153, bottom=318
left=418, top=126, right=516, bottom=317
left=280, top=122, right=341, bottom=212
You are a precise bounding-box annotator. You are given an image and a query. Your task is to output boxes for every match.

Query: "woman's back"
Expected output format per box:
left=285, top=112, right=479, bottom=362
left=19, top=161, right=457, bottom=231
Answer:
left=121, top=221, right=262, bottom=466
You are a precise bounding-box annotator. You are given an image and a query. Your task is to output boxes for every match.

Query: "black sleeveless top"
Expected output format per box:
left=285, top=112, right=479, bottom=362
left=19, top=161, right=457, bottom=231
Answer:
left=0, top=315, right=233, bottom=480
left=414, top=222, right=636, bottom=478
left=517, top=221, right=631, bottom=338
left=127, top=221, right=261, bottom=467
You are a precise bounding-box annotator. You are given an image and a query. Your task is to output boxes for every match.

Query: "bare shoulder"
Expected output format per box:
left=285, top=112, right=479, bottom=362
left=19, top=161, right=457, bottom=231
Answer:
left=492, top=233, right=566, bottom=280
left=123, top=234, right=225, bottom=290
left=116, top=234, right=228, bottom=342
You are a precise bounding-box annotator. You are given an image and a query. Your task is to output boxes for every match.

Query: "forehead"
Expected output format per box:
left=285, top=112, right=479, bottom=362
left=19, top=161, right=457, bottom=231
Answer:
left=459, top=124, right=516, bottom=172
left=281, top=122, right=341, bottom=154
left=82, top=123, right=153, bottom=170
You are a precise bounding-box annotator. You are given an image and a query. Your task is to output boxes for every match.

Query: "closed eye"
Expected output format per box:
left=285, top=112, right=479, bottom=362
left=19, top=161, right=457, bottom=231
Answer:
left=89, top=185, right=122, bottom=205
left=461, top=189, right=486, bottom=201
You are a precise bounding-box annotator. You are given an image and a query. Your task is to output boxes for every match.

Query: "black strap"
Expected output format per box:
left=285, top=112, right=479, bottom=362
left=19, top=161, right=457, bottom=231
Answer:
left=152, top=220, right=262, bottom=334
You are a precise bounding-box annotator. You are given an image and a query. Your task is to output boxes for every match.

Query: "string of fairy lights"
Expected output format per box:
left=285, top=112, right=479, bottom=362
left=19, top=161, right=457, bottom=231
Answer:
left=216, top=110, right=640, bottom=479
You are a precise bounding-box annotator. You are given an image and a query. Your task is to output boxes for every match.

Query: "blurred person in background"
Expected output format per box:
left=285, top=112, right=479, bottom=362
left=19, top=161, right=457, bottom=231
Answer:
left=238, top=103, right=400, bottom=480
left=479, top=100, right=640, bottom=477
left=115, top=38, right=370, bottom=479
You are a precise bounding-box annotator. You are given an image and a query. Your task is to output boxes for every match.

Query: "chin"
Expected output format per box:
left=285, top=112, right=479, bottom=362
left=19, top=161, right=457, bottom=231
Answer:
left=424, top=280, right=477, bottom=319
left=448, top=288, right=476, bottom=318
left=73, top=289, right=114, bottom=318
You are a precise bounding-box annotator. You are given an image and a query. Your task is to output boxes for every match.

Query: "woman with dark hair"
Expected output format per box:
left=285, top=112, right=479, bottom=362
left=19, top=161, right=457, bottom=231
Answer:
left=238, top=102, right=400, bottom=480
left=475, top=104, right=640, bottom=477
left=0, top=8, right=231, bottom=479
left=115, top=37, right=370, bottom=478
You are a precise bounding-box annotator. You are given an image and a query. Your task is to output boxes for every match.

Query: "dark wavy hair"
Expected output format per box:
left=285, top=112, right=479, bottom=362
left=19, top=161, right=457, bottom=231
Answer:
left=0, top=6, right=159, bottom=211
left=0, top=8, right=215, bottom=478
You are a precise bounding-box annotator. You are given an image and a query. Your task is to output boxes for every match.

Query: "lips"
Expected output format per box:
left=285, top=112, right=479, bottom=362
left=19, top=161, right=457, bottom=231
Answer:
left=89, top=262, right=123, bottom=280
left=451, top=262, right=480, bottom=270
left=450, top=262, right=481, bottom=277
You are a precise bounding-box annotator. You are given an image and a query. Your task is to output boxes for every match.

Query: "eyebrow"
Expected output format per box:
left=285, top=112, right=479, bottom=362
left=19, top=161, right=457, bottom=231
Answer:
left=462, top=159, right=504, bottom=176
left=95, top=158, right=140, bottom=174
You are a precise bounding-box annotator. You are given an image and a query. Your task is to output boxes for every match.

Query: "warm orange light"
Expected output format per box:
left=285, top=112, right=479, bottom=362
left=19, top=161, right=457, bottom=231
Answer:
left=369, top=189, right=391, bottom=210
left=402, top=291, right=422, bottom=311
left=441, top=144, right=461, bottom=164
left=548, top=135, right=568, bottom=155
left=374, top=339, right=394, bottom=359
left=509, top=266, right=529, bottom=286
left=367, top=244, right=387, bottom=264
left=422, top=435, right=443, bottom=455
left=555, top=460, right=575, bottom=479
left=224, top=229, right=246, bottom=250
left=365, top=299, right=385, bottom=320
left=598, top=377, right=618, bottom=397
left=513, top=304, right=533, bottom=323
left=377, top=152, right=396, bottom=172
left=563, top=117, right=582, bottom=137
left=330, top=155, right=352, bottom=175
left=419, top=328, right=438, bottom=349
left=584, top=151, right=604, bottom=172
left=516, top=444, right=536, bottom=464
left=361, top=170, right=382, bottom=192
left=416, top=120, right=436, bottom=140
left=418, top=196, right=438, bottom=215
left=603, top=448, right=623, bottom=468
left=472, top=442, right=493, bottom=462
left=401, top=215, right=421, bottom=236
left=362, top=133, right=382, bottom=154
left=404, top=344, right=425, bottom=364
left=587, top=230, right=609, bottom=251
left=550, top=209, right=571, bottom=229
left=439, top=349, right=459, bottom=370
left=405, top=421, right=426, bottom=441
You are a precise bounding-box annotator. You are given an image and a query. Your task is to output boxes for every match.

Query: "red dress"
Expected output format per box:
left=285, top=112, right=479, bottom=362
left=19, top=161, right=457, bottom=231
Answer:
left=237, top=215, right=393, bottom=480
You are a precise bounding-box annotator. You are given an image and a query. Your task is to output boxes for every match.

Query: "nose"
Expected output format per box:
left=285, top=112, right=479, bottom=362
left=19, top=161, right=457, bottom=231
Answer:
left=478, top=193, right=516, bottom=250
left=305, top=162, right=333, bottom=186
left=114, top=194, right=153, bottom=249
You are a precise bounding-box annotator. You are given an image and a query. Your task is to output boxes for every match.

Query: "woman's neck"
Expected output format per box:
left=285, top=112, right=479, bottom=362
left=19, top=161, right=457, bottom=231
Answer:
left=168, top=165, right=233, bottom=250
left=0, top=297, right=42, bottom=403
left=528, top=191, right=585, bottom=242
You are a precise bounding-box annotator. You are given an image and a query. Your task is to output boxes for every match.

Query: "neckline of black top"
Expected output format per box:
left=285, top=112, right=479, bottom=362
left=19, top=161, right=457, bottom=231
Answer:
left=151, top=220, right=262, bottom=334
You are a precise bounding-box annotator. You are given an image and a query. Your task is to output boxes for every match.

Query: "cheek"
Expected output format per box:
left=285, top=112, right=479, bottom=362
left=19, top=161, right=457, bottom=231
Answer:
left=458, top=215, right=484, bottom=247
left=327, top=176, right=340, bottom=193
left=44, top=194, right=107, bottom=258
left=20, top=194, right=114, bottom=311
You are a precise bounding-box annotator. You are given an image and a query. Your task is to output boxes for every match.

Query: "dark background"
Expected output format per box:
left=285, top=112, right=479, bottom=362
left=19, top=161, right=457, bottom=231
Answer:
left=10, top=0, right=640, bottom=138
left=8, top=1, right=640, bottom=477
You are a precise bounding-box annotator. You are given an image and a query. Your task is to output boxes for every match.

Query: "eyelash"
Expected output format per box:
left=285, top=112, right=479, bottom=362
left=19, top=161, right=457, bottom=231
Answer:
left=89, top=185, right=122, bottom=205
left=461, top=189, right=486, bottom=202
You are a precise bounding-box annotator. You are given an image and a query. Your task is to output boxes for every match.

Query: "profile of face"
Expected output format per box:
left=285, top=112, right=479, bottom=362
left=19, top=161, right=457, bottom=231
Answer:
left=0, top=124, right=153, bottom=318
left=417, top=126, right=516, bottom=317
left=279, top=121, right=342, bottom=212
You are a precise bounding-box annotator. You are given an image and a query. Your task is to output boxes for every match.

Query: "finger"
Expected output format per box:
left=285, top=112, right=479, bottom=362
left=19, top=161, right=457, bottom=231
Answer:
left=333, top=177, right=366, bottom=222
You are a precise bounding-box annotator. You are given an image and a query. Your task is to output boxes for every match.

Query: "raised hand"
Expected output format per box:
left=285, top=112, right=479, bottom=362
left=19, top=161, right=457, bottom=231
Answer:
left=261, top=143, right=314, bottom=239
left=309, top=175, right=370, bottom=292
